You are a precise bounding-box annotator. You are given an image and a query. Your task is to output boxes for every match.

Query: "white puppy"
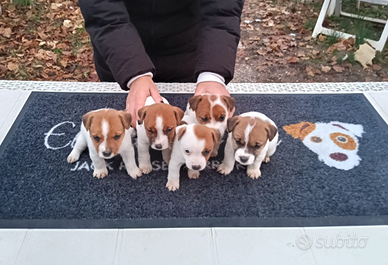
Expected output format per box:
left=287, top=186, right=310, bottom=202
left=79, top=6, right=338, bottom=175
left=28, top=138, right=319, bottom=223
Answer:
left=217, top=112, right=278, bottom=179
left=166, top=124, right=221, bottom=191
left=67, top=109, right=141, bottom=179
left=136, top=97, right=184, bottom=174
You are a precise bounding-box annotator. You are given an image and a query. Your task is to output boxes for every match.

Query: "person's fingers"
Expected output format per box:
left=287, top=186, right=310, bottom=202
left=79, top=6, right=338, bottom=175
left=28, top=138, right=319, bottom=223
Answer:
left=150, top=85, right=163, bottom=103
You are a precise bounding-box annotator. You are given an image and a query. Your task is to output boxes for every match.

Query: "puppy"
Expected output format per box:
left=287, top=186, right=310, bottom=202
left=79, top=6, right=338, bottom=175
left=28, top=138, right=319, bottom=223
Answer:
left=217, top=112, right=278, bottom=179
left=283, top=121, right=364, bottom=170
left=182, top=94, right=235, bottom=156
left=67, top=109, right=141, bottom=179
left=137, top=97, right=184, bottom=174
left=166, top=124, right=221, bottom=191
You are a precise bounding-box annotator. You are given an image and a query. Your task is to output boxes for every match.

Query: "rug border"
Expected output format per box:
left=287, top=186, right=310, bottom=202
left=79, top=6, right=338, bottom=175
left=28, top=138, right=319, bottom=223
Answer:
left=0, top=91, right=387, bottom=228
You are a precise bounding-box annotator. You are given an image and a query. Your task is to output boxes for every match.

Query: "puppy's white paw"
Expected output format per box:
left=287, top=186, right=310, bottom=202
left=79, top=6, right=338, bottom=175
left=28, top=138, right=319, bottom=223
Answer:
left=67, top=150, right=80, bottom=163
left=166, top=180, right=179, bottom=191
left=263, top=156, right=270, bottom=163
left=139, top=163, right=152, bottom=174
left=188, top=169, right=200, bottom=179
left=247, top=168, right=261, bottom=179
left=217, top=163, right=233, bottom=175
left=128, top=168, right=142, bottom=179
left=93, top=168, right=108, bottom=179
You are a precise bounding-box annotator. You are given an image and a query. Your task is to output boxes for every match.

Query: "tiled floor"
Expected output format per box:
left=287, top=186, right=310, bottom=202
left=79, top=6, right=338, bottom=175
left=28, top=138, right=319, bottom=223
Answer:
left=0, top=88, right=387, bottom=265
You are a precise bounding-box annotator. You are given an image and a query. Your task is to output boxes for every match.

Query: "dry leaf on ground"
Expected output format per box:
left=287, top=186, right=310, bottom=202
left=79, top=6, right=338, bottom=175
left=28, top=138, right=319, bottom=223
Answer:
left=355, top=43, right=376, bottom=69
left=332, top=65, right=345, bottom=72
left=288, top=57, right=299, bottom=64
left=7, top=62, right=19, bottom=72
left=321, top=66, right=331, bottom=73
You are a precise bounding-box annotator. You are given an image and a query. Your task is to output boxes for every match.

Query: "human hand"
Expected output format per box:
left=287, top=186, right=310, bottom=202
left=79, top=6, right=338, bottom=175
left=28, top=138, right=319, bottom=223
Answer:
left=195, top=81, right=235, bottom=117
left=126, top=76, right=163, bottom=128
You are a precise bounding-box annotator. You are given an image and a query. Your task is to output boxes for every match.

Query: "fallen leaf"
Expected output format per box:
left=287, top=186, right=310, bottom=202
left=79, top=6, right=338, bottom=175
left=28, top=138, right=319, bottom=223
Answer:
left=372, top=65, right=382, bottom=71
left=7, top=62, right=19, bottom=72
left=26, top=10, right=33, bottom=18
left=318, top=34, right=327, bottom=42
left=2, top=28, right=12, bottom=38
left=0, top=64, right=7, bottom=73
left=312, top=50, right=320, bottom=56
left=321, top=66, right=331, bottom=73
left=288, top=57, right=299, bottom=64
left=306, top=66, right=315, bottom=77
left=63, top=20, right=73, bottom=28
left=365, top=77, right=372, bottom=82
left=355, top=43, right=376, bottom=69
left=332, top=65, right=345, bottom=72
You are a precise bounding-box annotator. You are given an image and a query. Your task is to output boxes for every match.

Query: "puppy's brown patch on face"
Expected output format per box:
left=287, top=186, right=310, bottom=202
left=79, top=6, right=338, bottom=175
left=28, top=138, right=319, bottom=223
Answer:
left=230, top=117, right=277, bottom=157
left=212, top=105, right=227, bottom=122
left=191, top=95, right=212, bottom=125
left=330, top=132, right=357, bottom=150
left=139, top=103, right=184, bottom=145
left=86, top=109, right=130, bottom=155
left=283, top=122, right=316, bottom=140
left=193, top=125, right=221, bottom=160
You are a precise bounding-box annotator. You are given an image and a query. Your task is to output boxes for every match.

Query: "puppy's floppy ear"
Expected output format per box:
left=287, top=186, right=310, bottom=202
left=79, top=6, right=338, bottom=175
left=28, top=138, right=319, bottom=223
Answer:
left=188, top=95, right=203, bottom=111
left=173, top=106, right=185, bottom=126
left=283, top=121, right=315, bottom=140
left=138, top=106, right=149, bottom=124
left=82, top=111, right=94, bottom=131
left=119, top=111, right=132, bottom=130
left=227, top=116, right=240, bottom=133
left=265, top=123, right=278, bottom=141
left=211, top=128, right=221, bottom=146
left=221, top=96, right=235, bottom=112
left=177, top=126, right=187, bottom=141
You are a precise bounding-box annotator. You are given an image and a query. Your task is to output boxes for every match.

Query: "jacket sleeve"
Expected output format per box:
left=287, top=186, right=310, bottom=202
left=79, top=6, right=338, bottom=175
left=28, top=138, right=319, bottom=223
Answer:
left=195, top=0, right=244, bottom=85
left=78, top=0, right=155, bottom=90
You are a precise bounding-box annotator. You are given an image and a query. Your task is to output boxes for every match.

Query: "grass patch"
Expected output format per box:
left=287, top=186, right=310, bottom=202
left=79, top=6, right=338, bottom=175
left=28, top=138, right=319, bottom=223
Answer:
left=347, top=51, right=356, bottom=65
left=304, top=19, right=316, bottom=31
left=326, top=30, right=343, bottom=46
left=14, top=0, right=33, bottom=7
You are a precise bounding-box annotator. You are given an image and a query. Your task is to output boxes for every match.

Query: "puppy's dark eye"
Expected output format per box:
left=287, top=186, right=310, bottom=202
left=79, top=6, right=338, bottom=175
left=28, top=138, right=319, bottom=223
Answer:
left=236, top=139, right=242, bottom=145
left=219, top=115, right=225, bottom=122
left=93, top=136, right=100, bottom=142
left=185, top=150, right=190, bottom=154
left=147, top=128, right=153, bottom=133
left=255, top=144, right=261, bottom=149
left=201, top=117, right=208, bottom=122
left=203, top=149, right=210, bottom=156
left=165, top=128, right=172, bottom=133
left=114, top=134, right=121, bottom=140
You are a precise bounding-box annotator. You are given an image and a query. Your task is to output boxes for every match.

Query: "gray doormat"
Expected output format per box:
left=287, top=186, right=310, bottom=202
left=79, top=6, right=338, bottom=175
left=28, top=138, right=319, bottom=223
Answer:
left=0, top=92, right=387, bottom=228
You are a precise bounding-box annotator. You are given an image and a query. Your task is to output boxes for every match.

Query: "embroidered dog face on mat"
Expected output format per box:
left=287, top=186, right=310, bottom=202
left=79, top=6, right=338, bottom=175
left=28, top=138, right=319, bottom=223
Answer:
left=283, top=121, right=364, bottom=170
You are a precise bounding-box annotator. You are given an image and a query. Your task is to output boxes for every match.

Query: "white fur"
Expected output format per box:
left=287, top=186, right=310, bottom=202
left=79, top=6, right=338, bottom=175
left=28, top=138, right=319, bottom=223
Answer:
left=137, top=96, right=171, bottom=174
left=67, top=109, right=141, bottom=179
left=182, top=94, right=229, bottom=135
left=166, top=124, right=208, bottom=191
left=218, top=112, right=278, bottom=179
left=300, top=121, right=363, bottom=170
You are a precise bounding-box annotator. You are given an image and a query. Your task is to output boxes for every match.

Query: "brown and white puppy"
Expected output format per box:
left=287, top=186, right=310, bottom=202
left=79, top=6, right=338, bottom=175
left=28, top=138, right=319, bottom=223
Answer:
left=137, top=97, right=184, bottom=174
left=182, top=94, right=235, bottom=134
left=181, top=94, right=235, bottom=156
left=217, top=112, right=278, bottom=179
left=166, top=124, right=221, bottom=191
left=67, top=109, right=141, bottom=179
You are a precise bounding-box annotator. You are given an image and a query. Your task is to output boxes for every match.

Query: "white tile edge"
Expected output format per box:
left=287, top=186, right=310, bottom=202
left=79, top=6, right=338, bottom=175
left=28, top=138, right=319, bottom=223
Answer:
left=364, top=92, right=388, bottom=125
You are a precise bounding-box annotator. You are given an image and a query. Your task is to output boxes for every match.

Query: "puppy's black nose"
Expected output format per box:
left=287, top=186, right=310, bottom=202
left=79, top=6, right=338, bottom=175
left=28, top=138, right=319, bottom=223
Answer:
left=239, top=156, right=249, bottom=163
left=102, top=151, right=112, bottom=157
left=192, top=165, right=201, bottom=170
left=155, top=144, right=162, bottom=149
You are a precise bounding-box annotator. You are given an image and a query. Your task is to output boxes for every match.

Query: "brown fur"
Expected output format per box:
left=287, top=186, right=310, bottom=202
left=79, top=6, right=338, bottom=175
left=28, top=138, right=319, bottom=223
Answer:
left=83, top=109, right=131, bottom=155
left=193, top=125, right=221, bottom=160
left=177, top=126, right=187, bottom=141
left=188, top=94, right=235, bottom=125
left=228, top=116, right=277, bottom=157
left=138, top=103, right=184, bottom=145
